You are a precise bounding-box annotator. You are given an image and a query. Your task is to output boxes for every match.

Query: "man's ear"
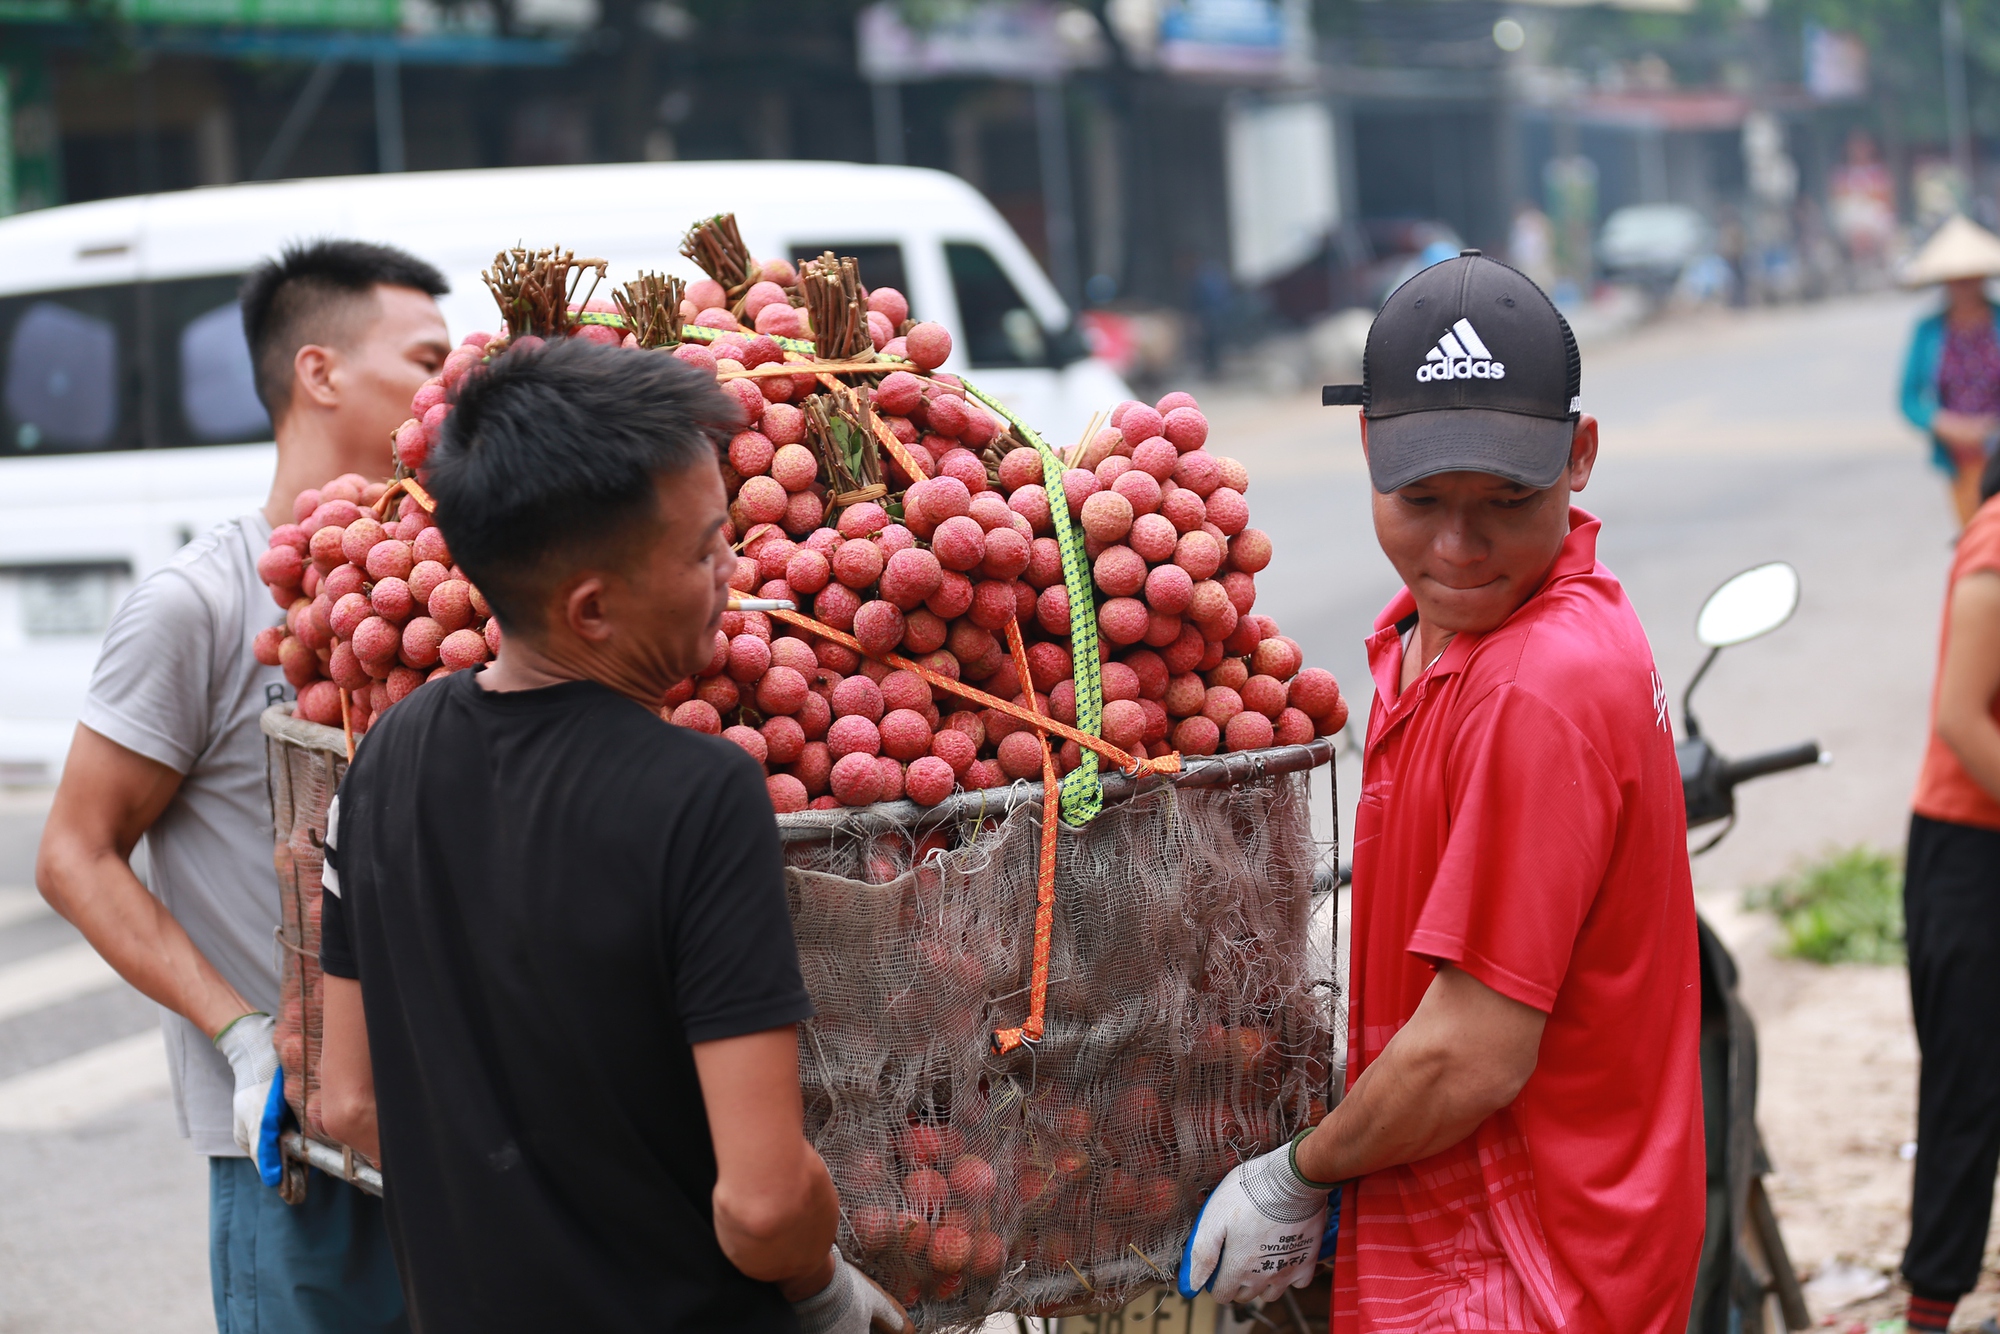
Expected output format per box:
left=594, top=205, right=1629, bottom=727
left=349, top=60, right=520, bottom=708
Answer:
left=1358, top=413, right=1369, bottom=460
left=561, top=574, right=615, bottom=644
left=293, top=344, right=341, bottom=412
left=1567, top=415, right=1598, bottom=493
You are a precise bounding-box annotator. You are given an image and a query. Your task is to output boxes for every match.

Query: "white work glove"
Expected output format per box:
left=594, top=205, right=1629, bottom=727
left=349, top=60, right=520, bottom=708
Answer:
left=790, top=1249, right=915, bottom=1334
left=1178, top=1134, right=1334, bottom=1305
left=214, top=1012, right=279, bottom=1159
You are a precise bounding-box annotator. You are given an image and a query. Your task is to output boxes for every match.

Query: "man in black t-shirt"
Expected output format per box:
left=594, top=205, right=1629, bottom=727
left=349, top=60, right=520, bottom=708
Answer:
left=316, top=340, right=913, bottom=1334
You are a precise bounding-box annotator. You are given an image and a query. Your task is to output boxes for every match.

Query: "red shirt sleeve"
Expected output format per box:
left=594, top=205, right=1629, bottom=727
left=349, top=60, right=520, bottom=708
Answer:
left=1406, top=683, right=1622, bottom=1012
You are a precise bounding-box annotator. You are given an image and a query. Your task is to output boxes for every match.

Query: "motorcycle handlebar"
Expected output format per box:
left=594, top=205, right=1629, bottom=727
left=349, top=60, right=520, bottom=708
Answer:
left=1720, top=741, right=1824, bottom=788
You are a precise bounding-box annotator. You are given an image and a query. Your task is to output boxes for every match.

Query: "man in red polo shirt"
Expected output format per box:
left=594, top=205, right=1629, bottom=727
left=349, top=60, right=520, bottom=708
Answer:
left=1180, top=252, right=1704, bottom=1331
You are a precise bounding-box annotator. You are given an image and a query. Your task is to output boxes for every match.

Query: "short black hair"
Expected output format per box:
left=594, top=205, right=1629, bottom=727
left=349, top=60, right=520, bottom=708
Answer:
left=428, top=339, right=739, bottom=634
left=238, top=239, right=448, bottom=418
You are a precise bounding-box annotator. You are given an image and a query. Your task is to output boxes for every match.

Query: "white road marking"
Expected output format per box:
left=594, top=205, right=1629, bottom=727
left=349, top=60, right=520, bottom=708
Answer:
left=0, top=1032, right=167, bottom=1131
left=0, top=885, right=51, bottom=931
left=0, top=941, right=123, bottom=1023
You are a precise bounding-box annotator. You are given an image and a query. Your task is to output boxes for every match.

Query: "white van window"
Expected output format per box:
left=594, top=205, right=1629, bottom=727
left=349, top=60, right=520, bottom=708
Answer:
left=156, top=275, right=270, bottom=448
left=945, top=243, right=1045, bottom=368
left=788, top=243, right=909, bottom=308
left=0, top=276, right=270, bottom=455
left=178, top=302, right=268, bottom=443
left=3, top=300, right=122, bottom=452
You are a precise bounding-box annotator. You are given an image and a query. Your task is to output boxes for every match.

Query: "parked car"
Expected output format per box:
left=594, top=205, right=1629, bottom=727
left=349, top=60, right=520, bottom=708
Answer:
left=1598, top=204, right=1717, bottom=293
left=0, top=161, right=1130, bottom=779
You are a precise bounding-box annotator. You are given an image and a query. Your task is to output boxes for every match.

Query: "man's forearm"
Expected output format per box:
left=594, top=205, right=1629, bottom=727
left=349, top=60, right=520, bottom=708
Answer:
left=1296, top=1033, right=1498, bottom=1183
left=1295, top=965, right=1545, bottom=1185
left=713, top=1145, right=840, bottom=1300
left=319, top=975, right=380, bottom=1159
left=39, top=839, right=252, bottom=1038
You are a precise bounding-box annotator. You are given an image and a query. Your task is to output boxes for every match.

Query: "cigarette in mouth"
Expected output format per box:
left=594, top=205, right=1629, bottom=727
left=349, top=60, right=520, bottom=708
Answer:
left=727, top=598, right=797, bottom=613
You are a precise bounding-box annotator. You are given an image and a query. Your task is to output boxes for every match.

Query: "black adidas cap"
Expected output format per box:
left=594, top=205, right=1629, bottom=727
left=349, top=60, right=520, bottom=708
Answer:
left=1324, top=250, right=1581, bottom=493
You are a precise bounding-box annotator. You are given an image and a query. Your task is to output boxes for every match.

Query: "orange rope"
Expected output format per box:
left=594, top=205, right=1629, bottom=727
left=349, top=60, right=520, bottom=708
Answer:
left=765, top=608, right=1180, bottom=781
left=368, top=474, right=437, bottom=519
left=793, top=355, right=934, bottom=488
left=992, top=620, right=1060, bottom=1055
left=337, top=687, right=354, bottom=762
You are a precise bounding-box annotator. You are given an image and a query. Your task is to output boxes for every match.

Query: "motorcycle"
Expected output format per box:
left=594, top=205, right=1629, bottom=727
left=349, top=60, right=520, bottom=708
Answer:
left=1678, top=561, right=1824, bottom=1334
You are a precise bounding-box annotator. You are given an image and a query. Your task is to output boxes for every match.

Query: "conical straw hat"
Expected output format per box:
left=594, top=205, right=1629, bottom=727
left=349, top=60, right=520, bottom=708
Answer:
left=1903, top=214, right=2000, bottom=285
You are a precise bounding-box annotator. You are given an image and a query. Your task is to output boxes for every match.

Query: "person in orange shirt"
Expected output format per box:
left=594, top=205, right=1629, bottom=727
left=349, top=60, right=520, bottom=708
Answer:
left=1902, top=465, right=2000, bottom=1334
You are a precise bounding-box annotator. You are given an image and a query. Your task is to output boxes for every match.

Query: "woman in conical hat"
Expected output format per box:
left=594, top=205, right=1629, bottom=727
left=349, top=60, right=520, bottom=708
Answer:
left=1900, top=215, right=2000, bottom=525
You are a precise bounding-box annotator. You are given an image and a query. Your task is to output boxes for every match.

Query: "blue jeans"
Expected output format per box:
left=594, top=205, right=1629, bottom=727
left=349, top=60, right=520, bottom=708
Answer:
left=209, top=1157, right=408, bottom=1334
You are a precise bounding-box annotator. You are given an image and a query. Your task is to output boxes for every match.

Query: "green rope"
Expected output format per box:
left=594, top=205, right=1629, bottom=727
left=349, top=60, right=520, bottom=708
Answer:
left=957, top=382, right=1105, bottom=825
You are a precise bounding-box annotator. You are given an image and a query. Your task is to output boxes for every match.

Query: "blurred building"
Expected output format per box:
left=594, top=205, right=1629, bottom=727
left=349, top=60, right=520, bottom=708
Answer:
left=0, top=0, right=1927, bottom=340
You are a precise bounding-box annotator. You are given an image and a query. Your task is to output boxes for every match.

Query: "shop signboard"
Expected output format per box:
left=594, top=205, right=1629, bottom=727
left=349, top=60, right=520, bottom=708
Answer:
left=0, top=0, right=397, bottom=24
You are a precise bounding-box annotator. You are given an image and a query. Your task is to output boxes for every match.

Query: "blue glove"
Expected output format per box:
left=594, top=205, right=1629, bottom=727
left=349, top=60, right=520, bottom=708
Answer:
left=256, top=1067, right=288, bottom=1187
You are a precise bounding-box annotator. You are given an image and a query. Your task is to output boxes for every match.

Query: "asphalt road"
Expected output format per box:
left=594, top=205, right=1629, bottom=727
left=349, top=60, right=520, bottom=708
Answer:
left=0, top=288, right=1952, bottom=1331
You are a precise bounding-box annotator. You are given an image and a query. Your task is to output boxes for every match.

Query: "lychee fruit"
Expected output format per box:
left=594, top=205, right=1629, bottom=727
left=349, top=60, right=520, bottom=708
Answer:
left=879, top=709, right=933, bottom=762
left=853, top=601, right=906, bottom=657
left=767, top=773, right=809, bottom=812
left=761, top=714, right=807, bottom=764
left=995, top=730, right=1043, bottom=780
left=670, top=699, right=722, bottom=733
left=905, top=322, right=952, bottom=370
left=874, top=370, right=924, bottom=416
left=931, top=516, right=987, bottom=572
left=1173, top=714, right=1221, bottom=756
left=729, top=430, right=775, bottom=477
left=968, top=579, right=1019, bottom=630
left=1101, top=699, right=1146, bottom=750
left=1131, top=436, right=1178, bottom=481
left=1098, top=597, right=1150, bottom=645
left=904, top=755, right=954, bottom=806
left=1224, top=709, right=1275, bottom=752
left=769, top=444, right=817, bottom=493
left=726, top=634, right=772, bottom=683
left=756, top=665, right=810, bottom=715
left=1289, top=667, right=1341, bottom=718
left=1093, top=545, right=1148, bottom=598
left=1241, top=674, right=1288, bottom=719
left=832, top=539, right=885, bottom=590
left=881, top=547, right=943, bottom=610
left=829, top=751, right=885, bottom=806
left=1080, top=490, right=1134, bottom=543
left=1112, top=468, right=1162, bottom=516
left=926, top=570, right=974, bottom=620
left=1162, top=407, right=1209, bottom=452
left=837, top=501, right=890, bottom=539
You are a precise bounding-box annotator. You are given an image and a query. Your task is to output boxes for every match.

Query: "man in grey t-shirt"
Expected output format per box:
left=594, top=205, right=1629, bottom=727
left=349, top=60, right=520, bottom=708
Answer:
left=38, top=240, right=449, bottom=1334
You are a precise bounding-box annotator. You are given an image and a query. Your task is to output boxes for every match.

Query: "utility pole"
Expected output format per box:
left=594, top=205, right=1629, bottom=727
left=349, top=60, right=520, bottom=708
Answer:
left=1943, top=0, right=1974, bottom=192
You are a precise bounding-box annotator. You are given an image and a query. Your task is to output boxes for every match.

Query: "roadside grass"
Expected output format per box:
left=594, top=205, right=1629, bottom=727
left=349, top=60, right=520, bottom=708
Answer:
left=1744, top=846, right=1906, bottom=966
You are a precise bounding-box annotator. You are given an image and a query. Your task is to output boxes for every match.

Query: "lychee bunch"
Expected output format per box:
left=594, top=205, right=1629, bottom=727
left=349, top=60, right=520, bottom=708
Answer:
left=256, top=344, right=503, bottom=736
left=675, top=363, right=1349, bottom=814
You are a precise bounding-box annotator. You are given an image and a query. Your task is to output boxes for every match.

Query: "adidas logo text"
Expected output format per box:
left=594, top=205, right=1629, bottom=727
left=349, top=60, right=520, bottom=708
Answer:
left=1417, top=318, right=1506, bottom=383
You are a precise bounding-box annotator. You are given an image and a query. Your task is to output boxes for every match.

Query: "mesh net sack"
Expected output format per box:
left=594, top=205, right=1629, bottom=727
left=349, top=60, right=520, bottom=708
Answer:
left=261, top=705, right=1337, bottom=1326
left=781, top=762, right=1334, bottom=1327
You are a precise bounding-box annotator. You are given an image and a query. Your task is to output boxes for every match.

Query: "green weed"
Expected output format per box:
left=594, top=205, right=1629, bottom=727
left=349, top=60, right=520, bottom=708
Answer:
left=1744, top=846, right=1905, bottom=966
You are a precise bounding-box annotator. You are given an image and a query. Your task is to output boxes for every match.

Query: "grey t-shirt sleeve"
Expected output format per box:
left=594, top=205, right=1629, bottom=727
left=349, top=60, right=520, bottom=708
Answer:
left=79, top=569, right=218, bottom=775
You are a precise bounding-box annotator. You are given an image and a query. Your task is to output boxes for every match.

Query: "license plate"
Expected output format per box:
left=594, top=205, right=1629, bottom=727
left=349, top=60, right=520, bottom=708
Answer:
left=18, top=565, right=122, bottom=637
left=1050, top=1289, right=1220, bottom=1334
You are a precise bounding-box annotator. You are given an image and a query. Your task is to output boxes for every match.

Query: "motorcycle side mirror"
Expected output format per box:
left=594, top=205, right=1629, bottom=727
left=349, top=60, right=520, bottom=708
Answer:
left=1696, top=562, right=1800, bottom=648
left=1682, top=562, right=1800, bottom=741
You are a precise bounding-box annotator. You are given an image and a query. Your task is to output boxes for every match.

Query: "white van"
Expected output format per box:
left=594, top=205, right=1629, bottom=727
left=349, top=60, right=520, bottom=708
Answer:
left=0, top=161, right=1131, bottom=779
